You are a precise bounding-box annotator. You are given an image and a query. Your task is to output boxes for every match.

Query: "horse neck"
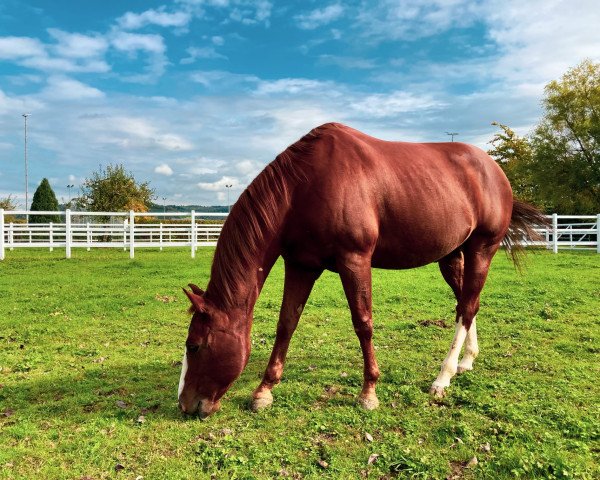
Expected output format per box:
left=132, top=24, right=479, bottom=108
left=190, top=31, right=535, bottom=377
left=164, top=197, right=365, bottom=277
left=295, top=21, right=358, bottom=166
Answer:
left=204, top=206, right=286, bottom=327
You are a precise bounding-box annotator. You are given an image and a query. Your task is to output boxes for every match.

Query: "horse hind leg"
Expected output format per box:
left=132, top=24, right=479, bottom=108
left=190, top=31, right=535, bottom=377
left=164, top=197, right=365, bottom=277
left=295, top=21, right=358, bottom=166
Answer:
left=437, top=248, right=479, bottom=375
left=430, top=240, right=497, bottom=398
left=337, top=252, right=380, bottom=410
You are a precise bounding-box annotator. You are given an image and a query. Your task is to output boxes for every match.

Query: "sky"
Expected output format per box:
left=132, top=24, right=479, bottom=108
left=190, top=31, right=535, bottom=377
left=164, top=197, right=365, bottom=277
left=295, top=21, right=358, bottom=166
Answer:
left=0, top=0, right=599, bottom=207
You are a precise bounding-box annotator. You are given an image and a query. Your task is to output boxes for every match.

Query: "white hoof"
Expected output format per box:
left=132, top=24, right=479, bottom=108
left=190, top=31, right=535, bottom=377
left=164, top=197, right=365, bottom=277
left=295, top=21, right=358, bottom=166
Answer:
left=251, top=391, right=273, bottom=412
left=358, top=394, right=379, bottom=410
left=456, top=363, right=473, bottom=374
left=429, top=384, right=447, bottom=398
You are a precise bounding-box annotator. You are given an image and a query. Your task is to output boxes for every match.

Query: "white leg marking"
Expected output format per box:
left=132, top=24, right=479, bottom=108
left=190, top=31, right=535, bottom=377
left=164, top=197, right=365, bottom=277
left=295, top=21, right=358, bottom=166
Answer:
left=430, top=316, right=468, bottom=397
left=458, top=316, right=479, bottom=374
left=178, top=351, right=188, bottom=399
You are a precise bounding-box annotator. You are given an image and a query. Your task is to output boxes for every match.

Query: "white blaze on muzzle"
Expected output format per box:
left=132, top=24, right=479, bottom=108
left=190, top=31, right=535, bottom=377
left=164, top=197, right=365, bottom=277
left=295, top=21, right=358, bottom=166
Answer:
left=178, top=351, right=188, bottom=399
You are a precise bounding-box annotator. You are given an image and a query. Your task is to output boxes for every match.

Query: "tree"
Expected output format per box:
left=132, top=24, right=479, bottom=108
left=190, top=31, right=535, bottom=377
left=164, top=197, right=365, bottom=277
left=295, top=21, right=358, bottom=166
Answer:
left=78, top=164, right=155, bottom=213
left=30, top=178, right=60, bottom=223
left=529, top=60, right=600, bottom=214
left=487, top=122, right=544, bottom=208
left=489, top=59, right=600, bottom=213
left=0, top=195, right=18, bottom=222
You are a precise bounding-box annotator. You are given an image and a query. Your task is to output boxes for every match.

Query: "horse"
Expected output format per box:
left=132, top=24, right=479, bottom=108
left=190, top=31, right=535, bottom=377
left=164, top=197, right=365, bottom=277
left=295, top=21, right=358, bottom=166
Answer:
left=178, top=122, right=545, bottom=417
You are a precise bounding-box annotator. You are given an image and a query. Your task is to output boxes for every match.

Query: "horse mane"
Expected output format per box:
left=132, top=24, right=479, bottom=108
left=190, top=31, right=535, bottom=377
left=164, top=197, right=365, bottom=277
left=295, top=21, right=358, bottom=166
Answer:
left=205, top=123, right=337, bottom=309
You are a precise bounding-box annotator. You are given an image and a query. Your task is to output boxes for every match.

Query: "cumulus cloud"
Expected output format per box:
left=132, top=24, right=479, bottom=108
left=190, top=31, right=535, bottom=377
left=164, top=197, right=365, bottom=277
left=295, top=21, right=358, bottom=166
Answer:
left=0, top=36, right=46, bottom=58
left=47, top=29, right=108, bottom=59
left=117, top=7, right=192, bottom=30
left=41, top=76, right=105, bottom=100
left=349, top=91, right=445, bottom=118
left=254, top=78, right=337, bottom=95
left=155, top=163, right=174, bottom=176
left=198, top=176, right=240, bottom=191
left=295, top=4, right=344, bottom=30
left=180, top=46, right=227, bottom=64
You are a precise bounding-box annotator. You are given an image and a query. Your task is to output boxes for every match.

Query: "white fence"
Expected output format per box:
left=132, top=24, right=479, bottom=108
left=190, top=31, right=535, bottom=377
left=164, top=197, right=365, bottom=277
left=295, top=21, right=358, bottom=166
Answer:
left=0, top=209, right=227, bottom=260
left=1, top=210, right=599, bottom=260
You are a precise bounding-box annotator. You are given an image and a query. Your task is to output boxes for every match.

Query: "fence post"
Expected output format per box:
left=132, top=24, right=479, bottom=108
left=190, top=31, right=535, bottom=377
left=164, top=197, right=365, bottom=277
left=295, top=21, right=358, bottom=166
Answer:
left=191, top=210, right=196, bottom=259
left=552, top=213, right=558, bottom=254
left=9, top=222, right=13, bottom=250
left=65, top=209, right=72, bottom=259
left=129, top=210, right=135, bottom=259
left=0, top=209, right=4, bottom=261
left=49, top=222, right=54, bottom=252
left=123, top=219, right=127, bottom=251
left=86, top=222, right=91, bottom=251
left=159, top=222, right=163, bottom=251
left=597, top=214, right=600, bottom=254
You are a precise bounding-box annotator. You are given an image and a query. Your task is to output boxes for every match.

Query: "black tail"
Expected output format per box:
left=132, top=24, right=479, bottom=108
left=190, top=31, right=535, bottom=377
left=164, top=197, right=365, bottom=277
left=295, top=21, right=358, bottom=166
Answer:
left=502, top=199, right=550, bottom=269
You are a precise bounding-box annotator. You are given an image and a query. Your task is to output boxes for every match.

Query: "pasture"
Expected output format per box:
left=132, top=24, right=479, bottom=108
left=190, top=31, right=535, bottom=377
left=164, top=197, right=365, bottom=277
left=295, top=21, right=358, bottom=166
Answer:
left=0, top=248, right=598, bottom=479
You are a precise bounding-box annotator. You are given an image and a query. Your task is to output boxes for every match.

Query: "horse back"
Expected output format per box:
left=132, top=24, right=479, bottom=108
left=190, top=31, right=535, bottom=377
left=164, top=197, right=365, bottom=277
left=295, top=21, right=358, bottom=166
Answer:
left=280, top=124, right=513, bottom=270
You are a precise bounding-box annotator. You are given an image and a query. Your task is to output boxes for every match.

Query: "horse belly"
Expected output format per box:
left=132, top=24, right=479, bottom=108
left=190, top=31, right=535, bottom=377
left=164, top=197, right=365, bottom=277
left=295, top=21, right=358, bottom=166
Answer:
left=371, top=217, right=473, bottom=269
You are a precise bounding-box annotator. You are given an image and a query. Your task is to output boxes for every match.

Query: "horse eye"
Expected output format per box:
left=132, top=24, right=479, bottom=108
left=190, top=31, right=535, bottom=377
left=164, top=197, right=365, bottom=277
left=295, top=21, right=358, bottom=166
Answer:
left=186, top=343, right=200, bottom=353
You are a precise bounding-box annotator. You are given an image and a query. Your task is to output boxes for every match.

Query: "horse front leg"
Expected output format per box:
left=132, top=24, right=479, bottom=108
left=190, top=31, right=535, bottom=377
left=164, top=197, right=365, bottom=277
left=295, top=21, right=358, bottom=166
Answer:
left=337, top=253, right=380, bottom=410
left=251, top=262, right=321, bottom=411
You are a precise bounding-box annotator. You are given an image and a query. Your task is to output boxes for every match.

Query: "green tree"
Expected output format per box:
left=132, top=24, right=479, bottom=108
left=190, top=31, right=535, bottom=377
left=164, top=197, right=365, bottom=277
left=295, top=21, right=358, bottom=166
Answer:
left=529, top=60, right=600, bottom=213
left=489, top=59, right=600, bottom=213
left=30, top=178, right=60, bottom=223
left=487, top=122, right=544, bottom=207
left=78, top=164, right=155, bottom=213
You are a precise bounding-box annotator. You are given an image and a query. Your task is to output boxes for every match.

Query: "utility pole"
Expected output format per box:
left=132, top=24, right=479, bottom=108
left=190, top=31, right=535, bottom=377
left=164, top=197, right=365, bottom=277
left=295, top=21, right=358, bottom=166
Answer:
left=446, top=131, right=459, bottom=142
left=162, top=196, right=167, bottom=213
left=23, top=113, right=30, bottom=221
left=225, top=184, right=232, bottom=213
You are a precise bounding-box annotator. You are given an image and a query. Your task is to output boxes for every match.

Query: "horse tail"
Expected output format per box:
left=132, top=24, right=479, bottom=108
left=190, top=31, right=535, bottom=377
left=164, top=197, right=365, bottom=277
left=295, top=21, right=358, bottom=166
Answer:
left=502, top=198, right=549, bottom=269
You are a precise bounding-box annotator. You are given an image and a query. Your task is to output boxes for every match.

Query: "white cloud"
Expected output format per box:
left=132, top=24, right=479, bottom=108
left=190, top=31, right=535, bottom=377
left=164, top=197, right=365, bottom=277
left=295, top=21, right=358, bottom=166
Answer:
left=227, top=0, right=273, bottom=25
left=254, top=78, right=336, bottom=95
left=212, top=36, right=225, bottom=46
left=0, top=36, right=45, bottom=58
left=354, top=0, right=479, bottom=42
left=198, top=176, right=240, bottom=191
left=117, top=7, right=192, bottom=30
left=111, top=32, right=165, bottom=54
left=110, top=32, right=167, bottom=81
left=190, top=70, right=259, bottom=88
left=295, top=4, right=344, bottom=30
left=180, top=46, right=227, bottom=64
left=47, top=29, right=108, bottom=59
left=95, top=116, right=194, bottom=152
left=0, top=33, right=109, bottom=73
left=41, top=76, right=105, bottom=100
left=350, top=91, right=445, bottom=118
left=155, top=163, right=174, bottom=176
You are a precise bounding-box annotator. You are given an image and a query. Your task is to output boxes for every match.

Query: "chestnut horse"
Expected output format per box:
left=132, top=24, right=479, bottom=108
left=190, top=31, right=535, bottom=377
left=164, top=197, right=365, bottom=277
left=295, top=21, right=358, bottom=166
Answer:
left=178, top=123, right=544, bottom=416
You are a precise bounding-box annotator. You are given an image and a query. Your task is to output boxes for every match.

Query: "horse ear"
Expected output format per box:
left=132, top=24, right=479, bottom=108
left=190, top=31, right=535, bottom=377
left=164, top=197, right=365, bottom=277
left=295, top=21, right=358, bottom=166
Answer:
left=188, top=283, right=205, bottom=296
left=182, top=288, right=207, bottom=313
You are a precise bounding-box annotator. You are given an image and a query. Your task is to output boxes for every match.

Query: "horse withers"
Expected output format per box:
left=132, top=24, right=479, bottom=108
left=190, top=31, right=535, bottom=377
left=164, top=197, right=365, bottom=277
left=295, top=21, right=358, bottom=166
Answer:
left=177, top=123, right=545, bottom=417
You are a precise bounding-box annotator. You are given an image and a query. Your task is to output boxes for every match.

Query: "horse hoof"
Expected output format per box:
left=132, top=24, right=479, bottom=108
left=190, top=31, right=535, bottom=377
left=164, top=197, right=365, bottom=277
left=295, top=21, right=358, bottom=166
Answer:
left=429, top=384, right=447, bottom=399
left=251, top=392, right=273, bottom=412
left=457, top=364, right=473, bottom=374
left=358, top=394, right=379, bottom=410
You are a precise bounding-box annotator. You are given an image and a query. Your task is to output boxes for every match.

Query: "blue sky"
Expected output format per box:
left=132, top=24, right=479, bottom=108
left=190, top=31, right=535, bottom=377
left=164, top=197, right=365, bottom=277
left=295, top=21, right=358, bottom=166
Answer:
left=0, top=0, right=598, bottom=206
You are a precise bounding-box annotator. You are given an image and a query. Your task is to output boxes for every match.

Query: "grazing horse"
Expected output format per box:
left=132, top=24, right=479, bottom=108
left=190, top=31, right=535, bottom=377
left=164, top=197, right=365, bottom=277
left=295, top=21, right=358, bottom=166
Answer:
left=178, top=123, right=544, bottom=417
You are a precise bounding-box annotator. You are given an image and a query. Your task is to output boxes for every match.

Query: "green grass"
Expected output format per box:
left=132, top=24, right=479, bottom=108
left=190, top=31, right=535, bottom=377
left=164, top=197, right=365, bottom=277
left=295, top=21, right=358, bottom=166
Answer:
left=1, top=248, right=599, bottom=479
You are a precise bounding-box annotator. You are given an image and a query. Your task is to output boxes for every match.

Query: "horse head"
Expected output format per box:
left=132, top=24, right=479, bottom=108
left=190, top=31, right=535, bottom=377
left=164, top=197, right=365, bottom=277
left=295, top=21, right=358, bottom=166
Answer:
left=178, top=283, right=250, bottom=417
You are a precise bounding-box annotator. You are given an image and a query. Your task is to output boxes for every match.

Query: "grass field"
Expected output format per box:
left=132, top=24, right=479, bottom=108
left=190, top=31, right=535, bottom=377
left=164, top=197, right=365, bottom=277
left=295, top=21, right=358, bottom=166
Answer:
left=0, top=248, right=599, bottom=479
